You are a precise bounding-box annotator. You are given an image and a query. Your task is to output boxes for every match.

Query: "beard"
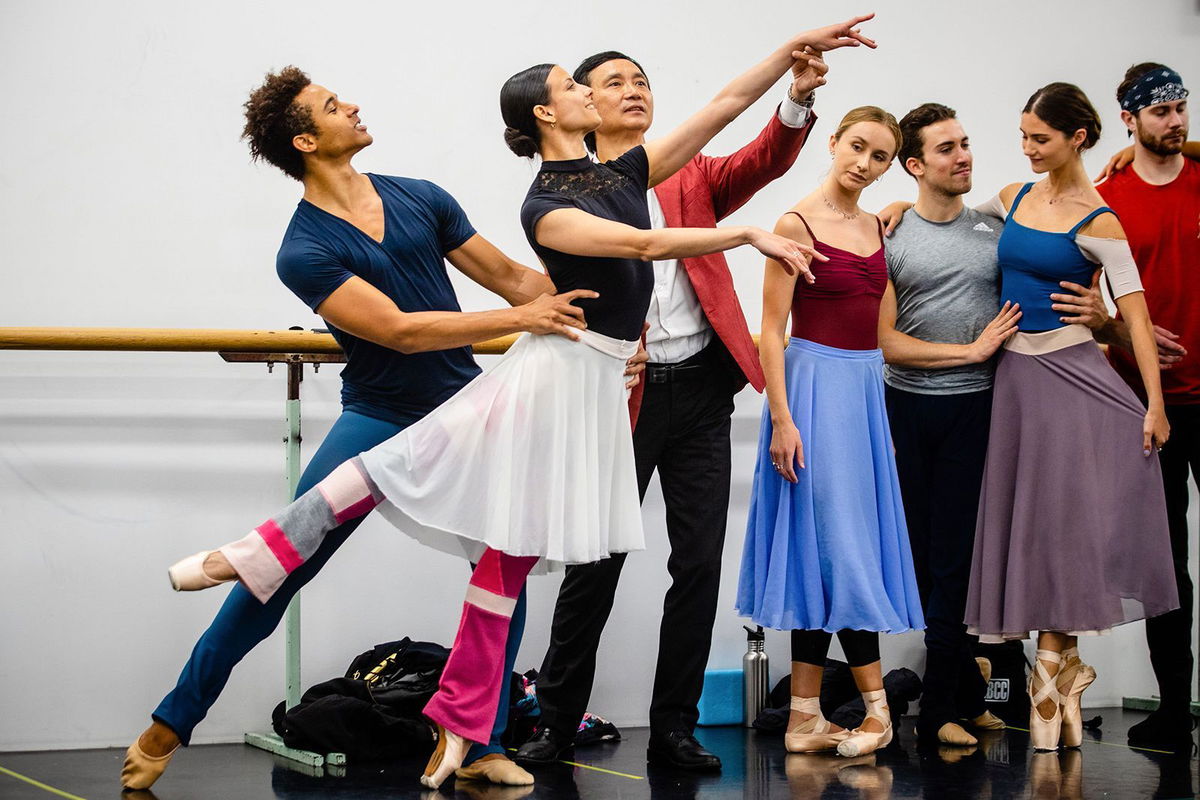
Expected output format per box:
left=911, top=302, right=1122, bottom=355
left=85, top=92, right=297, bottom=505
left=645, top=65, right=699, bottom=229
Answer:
left=1138, top=125, right=1188, bottom=157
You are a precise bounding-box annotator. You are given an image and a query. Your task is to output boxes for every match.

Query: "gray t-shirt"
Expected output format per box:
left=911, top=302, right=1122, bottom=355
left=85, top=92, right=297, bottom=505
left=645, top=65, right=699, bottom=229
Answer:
left=883, top=207, right=1002, bottom=394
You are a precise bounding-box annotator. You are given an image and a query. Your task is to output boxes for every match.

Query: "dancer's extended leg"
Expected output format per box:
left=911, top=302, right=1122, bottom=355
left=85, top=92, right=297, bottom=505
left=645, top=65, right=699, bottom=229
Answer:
left=124, top=412, right=402, bottom=791
left=218, top=456, right=384, bottom=602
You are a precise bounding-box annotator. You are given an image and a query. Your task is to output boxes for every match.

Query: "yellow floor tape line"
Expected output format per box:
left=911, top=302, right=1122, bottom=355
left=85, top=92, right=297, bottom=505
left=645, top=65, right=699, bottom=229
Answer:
left=505, top=747, right=644, bottom=780
left=1003, top=725, right=1177, bottom=756
left=0, top=765, right=88, bottom=800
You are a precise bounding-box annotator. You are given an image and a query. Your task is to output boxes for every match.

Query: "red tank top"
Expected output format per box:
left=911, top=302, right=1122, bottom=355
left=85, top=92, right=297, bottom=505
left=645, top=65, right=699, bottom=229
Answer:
left=787, top=212, right=887, bottom=350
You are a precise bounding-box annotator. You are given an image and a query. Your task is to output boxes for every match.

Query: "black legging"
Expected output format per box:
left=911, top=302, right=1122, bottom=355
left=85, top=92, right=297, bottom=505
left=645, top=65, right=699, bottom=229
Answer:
left=791, top=629, right=880, bottom=668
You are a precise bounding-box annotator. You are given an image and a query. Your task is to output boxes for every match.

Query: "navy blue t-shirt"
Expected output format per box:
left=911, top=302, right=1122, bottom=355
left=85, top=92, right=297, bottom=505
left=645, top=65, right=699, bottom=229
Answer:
left=520, top=146, right=653, bottom=341
left=277, top=174, right=481, bottom=425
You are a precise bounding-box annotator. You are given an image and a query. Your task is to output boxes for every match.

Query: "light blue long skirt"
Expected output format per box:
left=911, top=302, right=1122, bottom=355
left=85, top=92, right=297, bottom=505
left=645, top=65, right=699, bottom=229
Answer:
left=735, top=338, right=924, bottom=632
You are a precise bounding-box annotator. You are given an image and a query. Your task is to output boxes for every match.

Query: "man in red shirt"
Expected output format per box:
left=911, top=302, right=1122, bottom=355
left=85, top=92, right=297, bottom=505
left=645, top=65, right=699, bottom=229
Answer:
left=1095, top=62, right=1199, bottom=746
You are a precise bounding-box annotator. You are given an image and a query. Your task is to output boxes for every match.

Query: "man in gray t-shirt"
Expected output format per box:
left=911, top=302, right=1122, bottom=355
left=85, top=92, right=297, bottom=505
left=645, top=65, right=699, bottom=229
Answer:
left=878, top=104, right=1021, bottom=748
left=884, top=207, right=1003, bottom=393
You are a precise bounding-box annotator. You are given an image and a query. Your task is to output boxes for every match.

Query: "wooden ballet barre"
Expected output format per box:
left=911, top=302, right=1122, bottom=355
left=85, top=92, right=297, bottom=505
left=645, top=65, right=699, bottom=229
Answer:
left=0, top=327, right=520, bottom=355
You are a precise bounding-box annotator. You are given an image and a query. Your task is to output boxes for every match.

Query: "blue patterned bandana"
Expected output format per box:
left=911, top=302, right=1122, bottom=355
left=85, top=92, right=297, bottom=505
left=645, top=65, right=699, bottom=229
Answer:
left=1121, top=67, right=1189, bottom=114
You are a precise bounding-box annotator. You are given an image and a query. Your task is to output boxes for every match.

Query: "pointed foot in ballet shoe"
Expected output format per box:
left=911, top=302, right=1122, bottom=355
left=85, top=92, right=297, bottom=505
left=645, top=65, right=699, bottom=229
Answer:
left=167, top=551, right=234, bottom=592
left=421, top=725, right=471, bottom=789
left=454, top=753, right=534, bottom=786
left=121, top=738, right=179, bottom=791
left=1060, top=664, right=1097, bottom=748
left=785, top=730, right=850, bottom=753
left=836, top=724, right=893, bottom=758
left=1029, top=651, right=1064, bottom=751
left=936, top=722, right=978, bottom=747
left=976, top=656, right=993, bottom=684
left=969, top=710, right=1007, bottom=731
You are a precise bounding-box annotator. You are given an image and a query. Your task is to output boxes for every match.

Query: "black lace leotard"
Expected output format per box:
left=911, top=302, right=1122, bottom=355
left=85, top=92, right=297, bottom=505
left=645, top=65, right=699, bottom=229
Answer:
left=519, top=146, right=654, bottom=341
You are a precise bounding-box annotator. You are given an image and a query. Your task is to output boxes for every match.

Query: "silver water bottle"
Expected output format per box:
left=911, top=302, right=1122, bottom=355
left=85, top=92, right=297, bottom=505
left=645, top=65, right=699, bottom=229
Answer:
left=743, top=625, right=769, bottom=727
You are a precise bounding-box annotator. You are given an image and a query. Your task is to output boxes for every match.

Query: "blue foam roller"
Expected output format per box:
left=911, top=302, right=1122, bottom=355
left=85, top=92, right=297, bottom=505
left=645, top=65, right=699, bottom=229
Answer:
left=696, top=668, right=743, bottom=726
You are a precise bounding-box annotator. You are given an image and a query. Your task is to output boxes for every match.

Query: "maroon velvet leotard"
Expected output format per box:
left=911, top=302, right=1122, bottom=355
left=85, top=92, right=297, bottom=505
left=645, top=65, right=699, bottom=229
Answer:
left=786, top=212, right=886, bottom=351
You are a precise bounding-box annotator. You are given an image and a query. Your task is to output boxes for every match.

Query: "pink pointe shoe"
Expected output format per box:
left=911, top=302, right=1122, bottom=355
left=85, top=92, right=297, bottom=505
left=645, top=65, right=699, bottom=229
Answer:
left=1059, top=652, right=1097, bottom=748
left=1029, top=649, right=1064, bottom=751
left=167, top=550, right=234, bottom=591
left=421, top=724, right=471, bottom=788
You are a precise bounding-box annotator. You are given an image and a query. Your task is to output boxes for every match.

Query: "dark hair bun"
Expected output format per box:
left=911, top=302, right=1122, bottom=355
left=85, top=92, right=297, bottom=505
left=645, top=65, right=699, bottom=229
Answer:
left=1023, top=82, right=1102, bottom=152
left=504, top=126, right=538, bottom=158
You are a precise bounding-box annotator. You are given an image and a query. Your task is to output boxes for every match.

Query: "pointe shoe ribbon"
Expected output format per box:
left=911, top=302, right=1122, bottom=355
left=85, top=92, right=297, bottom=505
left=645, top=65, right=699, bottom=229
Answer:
left=785, top=696, right=849, bottom=753
left=121, top=738, right=179, bottom=790
left=837, top=689, right=893, bottom=757
left=454, top=753, right=535, bottom=786
left=1029, top=649, right=1064, bottom=751
left=168, top=551, right=233, bottom=592
left=421, top=724, right=472, bottom=789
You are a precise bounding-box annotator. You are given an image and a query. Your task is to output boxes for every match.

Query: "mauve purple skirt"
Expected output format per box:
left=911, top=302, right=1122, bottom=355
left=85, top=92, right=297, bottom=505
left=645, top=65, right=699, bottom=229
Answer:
left=964, top=326, right=1177, bottom=641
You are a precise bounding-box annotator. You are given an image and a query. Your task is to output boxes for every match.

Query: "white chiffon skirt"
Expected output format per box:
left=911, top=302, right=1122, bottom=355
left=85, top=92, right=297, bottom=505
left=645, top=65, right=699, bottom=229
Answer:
left=358, top=329, right=645, bottom=571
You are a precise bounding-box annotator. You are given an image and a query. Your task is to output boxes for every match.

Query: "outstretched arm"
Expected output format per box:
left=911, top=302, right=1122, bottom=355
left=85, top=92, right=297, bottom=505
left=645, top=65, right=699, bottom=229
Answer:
left=315, top=276, right=596, bottom=353
left=533, top=207, right=824, bottom=280
left=642, top=15, right=875, bottom=187
left=700, top=51, right=826, bottom=220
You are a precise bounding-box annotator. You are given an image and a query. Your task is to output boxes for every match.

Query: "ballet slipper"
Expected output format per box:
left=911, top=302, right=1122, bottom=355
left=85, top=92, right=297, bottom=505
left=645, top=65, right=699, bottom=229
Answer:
left=936, top=721, right=978, bottom=746
left=837, top=689, right=893, bottom=757
left=454, top=753, right=534, bottom=786
left=969, top=710, right=1007, bottom=730
left=421, top=724, right=472, bottom=789
left=121, top=737, right=179, bottom=790
left=168, top=551, right=235, bottom=592
left=784, top=696, right=849, bottom=752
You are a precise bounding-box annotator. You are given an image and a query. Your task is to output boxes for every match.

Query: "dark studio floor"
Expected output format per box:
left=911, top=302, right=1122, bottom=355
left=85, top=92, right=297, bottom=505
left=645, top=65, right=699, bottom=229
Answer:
left=1, top=708, right=1197, bottom=800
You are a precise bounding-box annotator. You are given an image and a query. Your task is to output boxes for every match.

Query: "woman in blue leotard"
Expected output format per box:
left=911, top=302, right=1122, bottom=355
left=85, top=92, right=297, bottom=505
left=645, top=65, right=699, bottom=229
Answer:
left=963, top=82, right=1176, bottom=752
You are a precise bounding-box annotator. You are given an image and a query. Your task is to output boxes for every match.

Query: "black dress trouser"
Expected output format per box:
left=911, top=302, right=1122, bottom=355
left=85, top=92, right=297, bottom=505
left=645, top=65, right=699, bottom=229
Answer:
left=884, top=385, right=992, bottom=728
left=536, top=344, right=739, bottom=737
left=1145, top=403, right=1200, bottom=711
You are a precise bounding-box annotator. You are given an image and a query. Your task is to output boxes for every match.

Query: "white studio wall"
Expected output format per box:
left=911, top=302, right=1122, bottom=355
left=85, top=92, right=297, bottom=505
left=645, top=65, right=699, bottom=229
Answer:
left=1, top=0, right=1198, bottom=750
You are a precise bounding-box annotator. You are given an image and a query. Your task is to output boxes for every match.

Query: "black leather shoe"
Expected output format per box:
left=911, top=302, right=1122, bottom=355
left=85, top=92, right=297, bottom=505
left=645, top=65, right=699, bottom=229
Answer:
left=514, top=726, right=574, bottom=765
left=1128, top=708, right=1197, bottom=747
left=646, top=730, right=722, bottom=771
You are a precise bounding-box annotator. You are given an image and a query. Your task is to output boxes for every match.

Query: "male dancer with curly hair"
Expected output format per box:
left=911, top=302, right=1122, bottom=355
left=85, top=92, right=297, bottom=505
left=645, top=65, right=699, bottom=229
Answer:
left=121, top=66, right=634, bottom=791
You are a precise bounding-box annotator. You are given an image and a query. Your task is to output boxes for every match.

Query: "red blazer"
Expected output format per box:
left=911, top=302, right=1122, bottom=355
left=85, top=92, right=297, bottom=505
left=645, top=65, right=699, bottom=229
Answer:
left=630, top=108, right=817, bottom=427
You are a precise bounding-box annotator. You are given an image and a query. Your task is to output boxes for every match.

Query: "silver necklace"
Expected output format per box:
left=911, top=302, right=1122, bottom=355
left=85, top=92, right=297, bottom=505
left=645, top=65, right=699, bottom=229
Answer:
left=822, top=192, right=859, bottom=220
left=1043, top=186, right=1084, bottom=205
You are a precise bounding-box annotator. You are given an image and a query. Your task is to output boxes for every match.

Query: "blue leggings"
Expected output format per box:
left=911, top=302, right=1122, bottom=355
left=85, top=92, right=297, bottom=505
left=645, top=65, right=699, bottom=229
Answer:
left=152, top=410, right=525, bottom=764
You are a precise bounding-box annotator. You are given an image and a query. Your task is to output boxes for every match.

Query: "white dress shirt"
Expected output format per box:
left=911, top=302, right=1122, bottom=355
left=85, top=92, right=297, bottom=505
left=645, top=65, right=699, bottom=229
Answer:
left=643, top=93, right=811, bottom=364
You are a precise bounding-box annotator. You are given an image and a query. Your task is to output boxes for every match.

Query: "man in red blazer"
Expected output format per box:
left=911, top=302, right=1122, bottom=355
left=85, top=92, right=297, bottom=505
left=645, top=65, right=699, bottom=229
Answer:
left=517, top=49, right=824, bottom=771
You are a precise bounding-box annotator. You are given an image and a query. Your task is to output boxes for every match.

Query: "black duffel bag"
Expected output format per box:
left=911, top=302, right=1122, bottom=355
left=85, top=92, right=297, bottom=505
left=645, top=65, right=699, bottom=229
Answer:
left=271, top=637, right=449, bottom=760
